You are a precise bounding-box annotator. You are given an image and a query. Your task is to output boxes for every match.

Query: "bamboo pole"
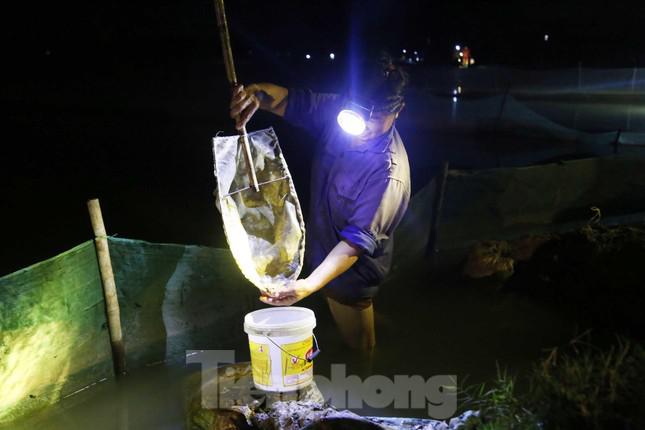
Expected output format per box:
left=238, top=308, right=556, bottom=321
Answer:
left=87, top=199, right=126, bottom=376
left=213, top=0, right=260, bottom=192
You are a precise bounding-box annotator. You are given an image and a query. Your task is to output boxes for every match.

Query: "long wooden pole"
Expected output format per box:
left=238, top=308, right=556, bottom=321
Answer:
left=213, top=0, right=260, bottom=192
left=87, top=199, right=126, bottom=376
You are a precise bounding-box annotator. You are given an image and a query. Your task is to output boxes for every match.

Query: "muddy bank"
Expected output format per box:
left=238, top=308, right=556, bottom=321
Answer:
left=463, top=224, right=645, bottom=338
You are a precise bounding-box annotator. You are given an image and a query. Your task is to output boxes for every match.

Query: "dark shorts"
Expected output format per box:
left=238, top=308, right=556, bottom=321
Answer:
left=322, top=282, right=378, bottom=310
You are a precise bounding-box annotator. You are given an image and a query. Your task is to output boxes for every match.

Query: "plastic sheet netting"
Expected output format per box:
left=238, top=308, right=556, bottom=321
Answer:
left=0, top=238, right=259, bottom=424
left=393, top=155, right=645, bottom=270
left=0, top=241, right=112, bottom=424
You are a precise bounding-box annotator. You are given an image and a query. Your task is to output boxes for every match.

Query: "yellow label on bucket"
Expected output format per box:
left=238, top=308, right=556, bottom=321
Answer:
left=281, top=337, right=313, bottom=387
left=249, top=341, right=271, bottom=387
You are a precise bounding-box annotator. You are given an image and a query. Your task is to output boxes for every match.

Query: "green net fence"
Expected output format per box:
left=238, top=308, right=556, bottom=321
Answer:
left=393, top=155, right=645, bottom=270
left=0, top=238, right=259, bottom=424
left=0, top=241, right=112, bottom=423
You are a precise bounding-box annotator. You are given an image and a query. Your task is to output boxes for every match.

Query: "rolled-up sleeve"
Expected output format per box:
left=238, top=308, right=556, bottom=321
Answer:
left=340, top=176, right=410, bottom=256
left=284, top=88, right=340, bottom=138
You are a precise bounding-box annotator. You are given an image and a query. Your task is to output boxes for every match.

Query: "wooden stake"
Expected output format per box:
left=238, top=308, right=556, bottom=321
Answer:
left=426, top=161, right=450, bottom=265
left=87, top=199, right=126, bottom=376
left=213, top=0, right=260, bottom=192
left=613, top=129, right=622, bottom=155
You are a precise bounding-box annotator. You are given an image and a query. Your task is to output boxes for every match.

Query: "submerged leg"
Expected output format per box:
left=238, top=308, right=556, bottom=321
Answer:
left=325, top=297, right=376, bottom=352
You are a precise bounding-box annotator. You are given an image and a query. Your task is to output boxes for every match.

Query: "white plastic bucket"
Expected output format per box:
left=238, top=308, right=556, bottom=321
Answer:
left=243, top=307, right=317, bottom=392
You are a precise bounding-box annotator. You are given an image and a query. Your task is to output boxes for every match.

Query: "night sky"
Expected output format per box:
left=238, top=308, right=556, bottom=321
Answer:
left=6, top=0, right=645, bottom=70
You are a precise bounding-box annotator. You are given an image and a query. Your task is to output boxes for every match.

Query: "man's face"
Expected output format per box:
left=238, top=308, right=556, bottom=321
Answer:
left=356, top=108, right=401, bottom=142
left=357, top=111, right=397, bottom=141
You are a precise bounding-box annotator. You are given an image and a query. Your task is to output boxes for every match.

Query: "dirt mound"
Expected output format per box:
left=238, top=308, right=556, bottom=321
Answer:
left=504, top=224, right=645, bottom=337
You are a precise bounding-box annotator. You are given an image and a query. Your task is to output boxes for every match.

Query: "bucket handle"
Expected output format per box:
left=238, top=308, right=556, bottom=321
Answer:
left=265, top=334, right=320, bottom=363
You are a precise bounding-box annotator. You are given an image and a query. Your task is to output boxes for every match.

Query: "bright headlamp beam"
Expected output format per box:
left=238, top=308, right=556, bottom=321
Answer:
left=337, top=109, right=366, bottom=136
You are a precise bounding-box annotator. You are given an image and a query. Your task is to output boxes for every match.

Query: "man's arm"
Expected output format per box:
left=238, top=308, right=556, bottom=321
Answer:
left=230, top=83, right=288, bottom=130
left=260, top=240, right=361, bottom=306
left=231, top=84, right=340, bottom=137
left=307, top=240, right=361, bottom=289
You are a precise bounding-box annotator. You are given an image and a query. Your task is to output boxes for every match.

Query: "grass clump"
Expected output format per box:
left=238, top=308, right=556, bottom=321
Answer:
left=460, top=334, right=645, bottom=430
left=459, top=366, right=540, bottom=430
left=529, top=334, right=645, bottom=430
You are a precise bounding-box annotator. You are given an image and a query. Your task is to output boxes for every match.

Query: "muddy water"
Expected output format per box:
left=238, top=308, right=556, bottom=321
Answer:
left=1, top=267, right=577, bottom=429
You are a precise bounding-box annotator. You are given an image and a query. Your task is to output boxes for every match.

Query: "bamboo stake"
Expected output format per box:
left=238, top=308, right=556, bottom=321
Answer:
left=87, top=199, right=126, bottom=376
left=213, top=0, right=260, bottom=192
left=426, top=161, right=450, bottom=266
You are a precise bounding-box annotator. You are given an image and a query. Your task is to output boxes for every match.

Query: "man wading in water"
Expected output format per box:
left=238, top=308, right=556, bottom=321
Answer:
left=229, top=57, right=410, bottom=352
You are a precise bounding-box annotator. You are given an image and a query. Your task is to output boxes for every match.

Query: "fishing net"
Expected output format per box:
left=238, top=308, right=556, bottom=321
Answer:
left=212, top=127, right=306, bottom=294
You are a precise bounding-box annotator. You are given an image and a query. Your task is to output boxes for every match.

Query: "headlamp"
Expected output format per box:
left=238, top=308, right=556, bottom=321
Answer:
left=336, top=100, right=374, bottom=136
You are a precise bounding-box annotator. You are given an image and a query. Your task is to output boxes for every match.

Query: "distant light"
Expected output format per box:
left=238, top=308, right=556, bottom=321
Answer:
left=402, top=49, right=407, bottom=54
left=457, top=86, right=462, bottom=94
left=453, top=89, right=458, bottom=95
left=305, top=54, right=311, bottom=59
left=414, top=51, right=418, bottom=55
left=470, top=58, right=475, bottom=65
left=544, top=34, right=549, bottom=42
left=452, top=96, right=458, bottom=103
left=329, top=52, right=335, bottom=60
left=415, top=57, right=420, bottom=62
left=455, top=45, right=461, bottom=51
left=337, top=110, right=366, bottom=136
left=459, top=52, right=464, bottom=57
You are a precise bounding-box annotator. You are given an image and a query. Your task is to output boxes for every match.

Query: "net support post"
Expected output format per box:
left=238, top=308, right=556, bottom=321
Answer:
left=426, top=161, right=450, bottom=265
left=87, top=198, right=126, bottom=377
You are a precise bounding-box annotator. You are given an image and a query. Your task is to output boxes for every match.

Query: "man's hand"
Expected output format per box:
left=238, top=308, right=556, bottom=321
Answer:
left=230, top=84, right=261, bottom=130
left=260, top=278, right=318, bottom=306
left=259, top=240, right=361, bottom=307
